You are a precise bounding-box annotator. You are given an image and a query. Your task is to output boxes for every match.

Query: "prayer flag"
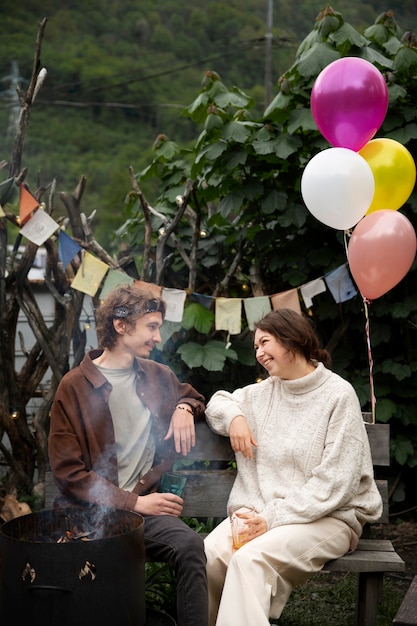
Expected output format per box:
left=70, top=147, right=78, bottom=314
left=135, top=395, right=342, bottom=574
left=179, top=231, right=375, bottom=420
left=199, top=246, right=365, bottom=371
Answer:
left=300, top=278, right=326, bottom=309
left=100, top=269, right=134, bottom=299
left=162, top=287, right=187, bottom=323
left=270, top=288, right=302, bottom=314
left=324, top=264, right=357, bottom=303
left=134, top=280, right=162, bottom=298
left=71, top=251, right=109, bottom=297
left=20, top=208, right=59, bottom=245
left=215, top=298, right=242, bottom=335
left=243, top=296, right=272, bottom=330
left=190, top=292, right=214, bottom=310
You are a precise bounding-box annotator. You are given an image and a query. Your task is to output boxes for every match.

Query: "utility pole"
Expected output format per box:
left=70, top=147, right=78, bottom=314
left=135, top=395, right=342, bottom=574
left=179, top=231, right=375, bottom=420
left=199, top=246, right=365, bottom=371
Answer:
left=1, top=61, right=26, bottom=140
left=264, top=0, right=273, bottom=107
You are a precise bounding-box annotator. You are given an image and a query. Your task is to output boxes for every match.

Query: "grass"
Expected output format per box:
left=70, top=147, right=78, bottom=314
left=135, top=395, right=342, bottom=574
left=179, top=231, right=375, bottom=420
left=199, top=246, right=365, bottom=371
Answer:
left=145, top=562, right=407, bottom=625
left=275, top=571, right=406, bottom=625
left=145, top=517, right=412, bottom=624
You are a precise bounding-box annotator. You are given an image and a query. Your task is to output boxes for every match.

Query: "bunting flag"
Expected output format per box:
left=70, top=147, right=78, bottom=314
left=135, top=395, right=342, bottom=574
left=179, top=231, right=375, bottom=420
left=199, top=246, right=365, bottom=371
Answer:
left=190, top=292, right=214, bottom=310
left=20, top=208, right=59, bottom=245
left=58, top=230, right=82, bottom=269
left=134, top=279, right=162, bottom=298
left=0, top=203, right=5, bottom=218
left=0, top=176, right=17, bottom=206
left=100, top=268, right=134, bottom=300
left=324, top=264, right=357, bottom=304
left=243, top=296, right=272, bottom=330
left=300, top=278, right=327, bottom=309
left=215, top=297, right=242, bottom=335
left=71, top=251, right=109, bottom=297
left=19, top=185, right=39, bottom=225
left=270, top=288, right=301, bottom=314
left=162, top=287, right=187, bottom=322
left=10, top=195, right=360, bottom=328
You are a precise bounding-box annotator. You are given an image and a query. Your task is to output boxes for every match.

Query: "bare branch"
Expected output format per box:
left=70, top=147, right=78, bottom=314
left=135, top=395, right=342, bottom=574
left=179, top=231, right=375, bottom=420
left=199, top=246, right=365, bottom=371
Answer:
left=129, top=166, right=152, bottom=280
left=9, top=18, right=48, bottom=177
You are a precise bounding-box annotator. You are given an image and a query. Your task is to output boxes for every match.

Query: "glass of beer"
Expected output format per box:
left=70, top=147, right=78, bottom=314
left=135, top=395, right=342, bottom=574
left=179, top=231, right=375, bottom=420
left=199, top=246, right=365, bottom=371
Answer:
left=229, top=504, right=256, bottom=550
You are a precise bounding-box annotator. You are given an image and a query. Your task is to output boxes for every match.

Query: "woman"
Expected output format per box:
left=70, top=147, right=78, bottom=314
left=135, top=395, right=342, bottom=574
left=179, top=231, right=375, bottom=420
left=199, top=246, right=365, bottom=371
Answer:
left=204, top=309, right=382, bottom=626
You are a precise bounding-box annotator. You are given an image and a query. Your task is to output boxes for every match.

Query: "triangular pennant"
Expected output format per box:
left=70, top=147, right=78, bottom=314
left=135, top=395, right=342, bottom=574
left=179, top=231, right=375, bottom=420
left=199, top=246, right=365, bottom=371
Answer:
left=19, top=185, right=39, bottom=225
left=58, top=230, right=82, bottom=268
left=0, top=203, right=5, bottom=218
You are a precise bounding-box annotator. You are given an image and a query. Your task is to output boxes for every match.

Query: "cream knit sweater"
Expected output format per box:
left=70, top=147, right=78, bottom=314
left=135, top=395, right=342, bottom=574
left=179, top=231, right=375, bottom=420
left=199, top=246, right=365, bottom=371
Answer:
left=205, top=362, right=382, bottom=537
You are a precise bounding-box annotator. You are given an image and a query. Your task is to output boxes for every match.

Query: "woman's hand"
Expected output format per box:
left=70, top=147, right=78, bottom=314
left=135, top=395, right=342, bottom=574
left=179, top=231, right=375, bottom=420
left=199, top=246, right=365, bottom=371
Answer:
left=134, top=492, right=183, bottom=516
left=245, top=515, right=268, bottom=540
left=229, top=415, right=258, bottom=459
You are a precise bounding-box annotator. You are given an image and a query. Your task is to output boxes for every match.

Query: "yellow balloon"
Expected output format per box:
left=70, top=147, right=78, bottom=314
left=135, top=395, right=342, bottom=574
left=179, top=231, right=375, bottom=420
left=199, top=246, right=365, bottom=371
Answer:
left=359, top=138, right=416, bottom=213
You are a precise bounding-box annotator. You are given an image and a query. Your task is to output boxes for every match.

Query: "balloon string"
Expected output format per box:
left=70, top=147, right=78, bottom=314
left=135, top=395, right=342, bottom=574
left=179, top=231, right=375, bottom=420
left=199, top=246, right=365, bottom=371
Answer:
left=363, top=297, right=376, bottom=423
left=343, top=230, right=350, bottom=259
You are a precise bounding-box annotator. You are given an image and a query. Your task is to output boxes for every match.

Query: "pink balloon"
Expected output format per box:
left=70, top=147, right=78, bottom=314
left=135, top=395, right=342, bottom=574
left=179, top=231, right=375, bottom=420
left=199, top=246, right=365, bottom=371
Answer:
left=348, top=210, right=416, bottom=300
left=311, top=58, right=388, bottom=152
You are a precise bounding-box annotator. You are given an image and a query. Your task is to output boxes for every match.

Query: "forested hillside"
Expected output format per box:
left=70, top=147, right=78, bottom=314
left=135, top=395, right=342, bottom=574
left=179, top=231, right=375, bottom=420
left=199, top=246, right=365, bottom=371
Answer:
left=0, top=0, right=415, bottom=244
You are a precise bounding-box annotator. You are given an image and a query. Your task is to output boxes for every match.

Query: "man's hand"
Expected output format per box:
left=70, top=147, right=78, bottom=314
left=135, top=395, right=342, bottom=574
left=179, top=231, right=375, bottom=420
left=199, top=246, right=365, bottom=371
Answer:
left=229, top=415, right=258, bottom=459
left=164, top=406, right=196, bottom=455
left=134, top=492, right=183, bottom=516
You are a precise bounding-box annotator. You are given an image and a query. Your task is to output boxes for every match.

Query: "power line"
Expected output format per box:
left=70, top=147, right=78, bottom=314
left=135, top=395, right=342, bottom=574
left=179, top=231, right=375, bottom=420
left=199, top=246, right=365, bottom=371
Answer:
left=40, top=35, right=296, bottom=98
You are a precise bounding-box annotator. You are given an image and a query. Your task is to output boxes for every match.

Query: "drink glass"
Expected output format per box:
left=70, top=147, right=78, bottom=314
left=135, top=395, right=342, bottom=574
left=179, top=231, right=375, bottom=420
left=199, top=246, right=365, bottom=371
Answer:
left=229, top=504, right=256, bottom=550
left=160, top=472, right=187, bottom=497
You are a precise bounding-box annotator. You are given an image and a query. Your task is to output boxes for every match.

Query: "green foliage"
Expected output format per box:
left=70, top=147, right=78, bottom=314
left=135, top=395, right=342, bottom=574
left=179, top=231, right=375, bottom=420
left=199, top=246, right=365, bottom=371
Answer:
left=2, top=3, right=416, bottom=499
left=177, top=341, right=238, bottom=371
left=117, top=9, right=417, bottom=505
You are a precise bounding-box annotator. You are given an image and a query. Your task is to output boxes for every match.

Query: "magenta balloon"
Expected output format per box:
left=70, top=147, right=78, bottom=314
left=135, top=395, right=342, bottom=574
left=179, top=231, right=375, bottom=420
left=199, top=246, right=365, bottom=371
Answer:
left=348, top=210, right=416, bottom=300
left=311, top=58, right=388, bottom=152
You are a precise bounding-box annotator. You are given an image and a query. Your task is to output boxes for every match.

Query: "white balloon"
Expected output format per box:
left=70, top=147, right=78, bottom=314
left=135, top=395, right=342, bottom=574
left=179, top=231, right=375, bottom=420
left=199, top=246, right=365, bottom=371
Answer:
left=301, top=147, right=375, bottom=230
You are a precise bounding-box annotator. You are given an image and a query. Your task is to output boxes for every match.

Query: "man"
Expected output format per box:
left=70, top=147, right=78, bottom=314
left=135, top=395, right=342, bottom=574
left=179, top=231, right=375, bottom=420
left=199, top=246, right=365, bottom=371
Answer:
left=49, top=284, right=208, bottom=626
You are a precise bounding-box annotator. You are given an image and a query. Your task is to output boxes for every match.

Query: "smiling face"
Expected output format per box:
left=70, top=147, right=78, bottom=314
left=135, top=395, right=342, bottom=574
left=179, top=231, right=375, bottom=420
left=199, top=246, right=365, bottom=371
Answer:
left=254, top=328, right=315, bottom=380
left=115, top=311, right=163, bottom=359
left=254, top=329, right=295, bottom=379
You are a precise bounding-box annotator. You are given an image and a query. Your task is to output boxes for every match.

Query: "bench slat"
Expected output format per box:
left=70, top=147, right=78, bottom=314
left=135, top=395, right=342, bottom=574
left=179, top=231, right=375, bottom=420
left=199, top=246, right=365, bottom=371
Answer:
left=393, top=575, right=417, bottom=626
left=324, top=547, right=405, bottom=573
left=181, top=470, right=236, bottom=518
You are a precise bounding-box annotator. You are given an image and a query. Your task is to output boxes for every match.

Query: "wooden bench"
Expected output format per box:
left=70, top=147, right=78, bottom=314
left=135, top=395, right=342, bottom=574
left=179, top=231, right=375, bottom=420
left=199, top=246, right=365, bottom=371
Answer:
left=168, top=414, right=405, bottom=626
left=393, top=576, right=417, bottom=626
left=45, top=413, right=405, bottom=626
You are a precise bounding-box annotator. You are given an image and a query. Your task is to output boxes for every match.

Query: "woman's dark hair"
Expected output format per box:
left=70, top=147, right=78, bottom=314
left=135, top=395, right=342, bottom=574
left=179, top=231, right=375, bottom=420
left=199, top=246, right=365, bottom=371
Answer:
left=95, top=284, right=166, bottom=350
left=254, top=309, right=332, bottom=368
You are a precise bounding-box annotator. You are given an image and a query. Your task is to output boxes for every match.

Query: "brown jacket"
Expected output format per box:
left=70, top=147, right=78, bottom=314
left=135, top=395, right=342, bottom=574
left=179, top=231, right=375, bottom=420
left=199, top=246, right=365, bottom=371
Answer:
left=49, top=350, right=205, bottom=511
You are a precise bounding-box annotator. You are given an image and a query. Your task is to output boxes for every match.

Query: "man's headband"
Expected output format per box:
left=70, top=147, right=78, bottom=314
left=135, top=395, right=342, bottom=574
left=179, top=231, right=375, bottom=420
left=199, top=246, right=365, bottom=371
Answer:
left=113, top=298, right=164, bottom=319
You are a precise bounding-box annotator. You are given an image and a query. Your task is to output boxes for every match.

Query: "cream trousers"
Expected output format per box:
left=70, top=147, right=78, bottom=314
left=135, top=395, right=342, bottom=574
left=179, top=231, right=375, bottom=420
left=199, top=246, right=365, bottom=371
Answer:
left=204, top=516, right=352, bottom=626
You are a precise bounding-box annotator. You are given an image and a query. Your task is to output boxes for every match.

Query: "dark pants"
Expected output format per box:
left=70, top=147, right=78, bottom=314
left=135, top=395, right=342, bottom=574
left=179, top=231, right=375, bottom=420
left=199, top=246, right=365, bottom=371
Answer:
left=144, top=515, right=208, bottom=626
